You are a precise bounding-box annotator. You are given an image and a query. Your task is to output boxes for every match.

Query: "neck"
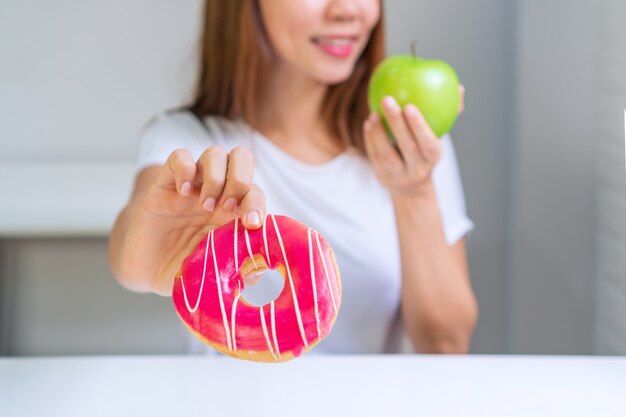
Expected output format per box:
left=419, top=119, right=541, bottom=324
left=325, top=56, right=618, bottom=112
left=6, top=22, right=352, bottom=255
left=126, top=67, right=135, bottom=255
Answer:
left=253, top=64, right=343, bottom=162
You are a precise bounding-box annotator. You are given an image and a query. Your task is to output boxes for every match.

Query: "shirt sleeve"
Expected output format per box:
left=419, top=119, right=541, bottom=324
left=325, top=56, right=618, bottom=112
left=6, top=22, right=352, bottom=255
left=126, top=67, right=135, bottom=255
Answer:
left=431, top=133, right=475, bottom=245
left=136, top=113, right=177, bottom=171
left=136, top=111, right=215, bottom=172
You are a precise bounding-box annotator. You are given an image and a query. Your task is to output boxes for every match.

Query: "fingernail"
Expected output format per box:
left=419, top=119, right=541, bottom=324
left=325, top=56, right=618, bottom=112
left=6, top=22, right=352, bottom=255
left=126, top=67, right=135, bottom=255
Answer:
left=202, top=197, right=216, bottom=212
left=222, top=197, right=237, bottom=213
left=180, top=182, right=191, bottom=195
left=370, top=112, right=380, bottom=123
left=383, top=96, right=398, bottom=111
left=246, top=210, right=261, bottom=226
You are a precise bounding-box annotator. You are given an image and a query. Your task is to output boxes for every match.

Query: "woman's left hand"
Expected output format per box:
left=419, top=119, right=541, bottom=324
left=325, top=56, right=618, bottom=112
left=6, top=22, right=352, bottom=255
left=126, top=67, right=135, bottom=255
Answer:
left=363, top=96, right=440, bottom=198
left=363, top=85, right=465, bottom=198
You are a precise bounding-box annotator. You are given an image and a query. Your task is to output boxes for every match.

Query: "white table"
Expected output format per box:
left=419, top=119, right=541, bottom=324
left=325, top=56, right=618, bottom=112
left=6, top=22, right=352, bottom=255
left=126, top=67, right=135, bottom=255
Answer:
left=2, top=355, right=626, bottom=417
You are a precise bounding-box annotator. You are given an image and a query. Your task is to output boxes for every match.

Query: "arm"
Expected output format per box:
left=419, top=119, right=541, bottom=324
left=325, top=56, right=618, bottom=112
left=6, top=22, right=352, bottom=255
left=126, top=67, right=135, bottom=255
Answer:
left=393, top=184, right=477, bottom=353
left=363, top=91, right=477, bottom=353
left=109, top=166, right=161, bottom=293
left=108, top=147, right=266, bottom=296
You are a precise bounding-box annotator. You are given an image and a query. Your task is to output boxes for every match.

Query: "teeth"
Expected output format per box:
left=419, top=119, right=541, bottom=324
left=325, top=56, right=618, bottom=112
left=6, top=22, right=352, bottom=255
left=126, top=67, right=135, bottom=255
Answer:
left=316, top=38, right=352, bottom=46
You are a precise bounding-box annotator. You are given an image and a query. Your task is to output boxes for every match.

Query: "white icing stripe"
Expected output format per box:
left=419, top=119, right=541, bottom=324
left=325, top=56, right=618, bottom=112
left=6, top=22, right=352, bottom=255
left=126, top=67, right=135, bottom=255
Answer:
left=262, top=214, right=270, bottom=267
left=231, top=294, right=240, bottom=351
left=180, top=231, right=211, bottom=313
left=271, top=215, right=308, bottom=347
left=244, top=228, right=258, bottom=269
left=211, top=230, right=232, bottom=350
left=234, top=218, right=239, bottom=272
left=315, top=231, right=337, bottom=313
left=307, top=229, right=321, bottom=339
left=270, top=300, right=281, bottom=359
left=260, top=305, right=278, bottom=361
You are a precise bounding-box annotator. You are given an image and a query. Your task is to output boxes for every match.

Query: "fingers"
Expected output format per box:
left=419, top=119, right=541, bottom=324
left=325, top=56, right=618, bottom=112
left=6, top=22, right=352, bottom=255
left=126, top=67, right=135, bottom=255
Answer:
left=363, top=112, right=403, bottom=176
left=219, top=146, right=255, bottom=214
left=194, top=145, right=264, bottom=229
left=155, top=148, right=197, bottom=195
left=196, top=146, right=228, bottom=211
left=458, top=84, right=465, bottom=115
left=380, top=96, right=419, bottom=168
left=364, top=95, right=442, bottom=190
left=404, top=104, right=441, bottom=163
left=238, top=184, right=266, bottom=230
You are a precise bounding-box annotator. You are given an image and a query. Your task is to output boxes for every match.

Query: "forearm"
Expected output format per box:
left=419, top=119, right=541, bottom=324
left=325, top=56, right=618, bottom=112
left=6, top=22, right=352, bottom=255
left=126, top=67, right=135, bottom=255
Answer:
left=392, top=180, right=477, bottom=353
left=108, top=202, right=152, bottom=293
left=108, top=200, right=173, bottom=296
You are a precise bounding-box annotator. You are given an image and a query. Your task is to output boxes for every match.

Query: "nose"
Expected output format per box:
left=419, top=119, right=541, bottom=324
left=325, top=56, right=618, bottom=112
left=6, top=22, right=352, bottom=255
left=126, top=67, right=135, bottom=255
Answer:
left=326, top=0, right=359, bottom=22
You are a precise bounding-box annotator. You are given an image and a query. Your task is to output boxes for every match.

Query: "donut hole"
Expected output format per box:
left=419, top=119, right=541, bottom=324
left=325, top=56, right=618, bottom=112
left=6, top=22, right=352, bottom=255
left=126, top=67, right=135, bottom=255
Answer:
left=240, top=268, right=285, bottom=307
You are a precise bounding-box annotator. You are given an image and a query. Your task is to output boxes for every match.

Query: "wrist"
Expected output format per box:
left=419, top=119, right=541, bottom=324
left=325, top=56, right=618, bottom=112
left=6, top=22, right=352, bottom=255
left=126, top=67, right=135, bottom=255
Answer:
left=391, top=177, right=437, bottom=207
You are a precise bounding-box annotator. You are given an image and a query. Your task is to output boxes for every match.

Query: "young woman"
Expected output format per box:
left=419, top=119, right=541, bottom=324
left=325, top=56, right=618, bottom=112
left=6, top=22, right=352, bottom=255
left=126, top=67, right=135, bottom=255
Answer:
left=109, top=0, right=477, bottom=354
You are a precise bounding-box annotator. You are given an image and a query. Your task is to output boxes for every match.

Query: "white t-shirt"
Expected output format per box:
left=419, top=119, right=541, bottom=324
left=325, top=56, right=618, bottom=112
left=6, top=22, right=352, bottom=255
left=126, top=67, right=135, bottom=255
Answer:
left=136, top=110, right=474, bottom=354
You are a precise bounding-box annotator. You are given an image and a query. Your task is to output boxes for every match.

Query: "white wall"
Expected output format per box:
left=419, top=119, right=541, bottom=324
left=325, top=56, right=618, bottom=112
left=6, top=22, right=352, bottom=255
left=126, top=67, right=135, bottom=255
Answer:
left=508, top=0, right=599, bottom=354
left=0, top=0, right=201, bottom=161
left=594, top=0, right=626, bottom=354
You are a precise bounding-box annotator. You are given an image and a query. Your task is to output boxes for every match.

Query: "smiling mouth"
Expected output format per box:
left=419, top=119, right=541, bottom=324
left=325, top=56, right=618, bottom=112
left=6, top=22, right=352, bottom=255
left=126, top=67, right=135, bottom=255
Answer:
left=312, top=37, right=356, bottom=46
left=311, top=36, right=358, bottom=46
left=311, top=36, right=358, bottom=58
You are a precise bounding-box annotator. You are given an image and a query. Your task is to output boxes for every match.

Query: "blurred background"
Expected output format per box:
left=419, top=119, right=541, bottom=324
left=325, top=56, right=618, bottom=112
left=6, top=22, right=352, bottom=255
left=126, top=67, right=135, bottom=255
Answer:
left=0, top=0, right=624, bottom=356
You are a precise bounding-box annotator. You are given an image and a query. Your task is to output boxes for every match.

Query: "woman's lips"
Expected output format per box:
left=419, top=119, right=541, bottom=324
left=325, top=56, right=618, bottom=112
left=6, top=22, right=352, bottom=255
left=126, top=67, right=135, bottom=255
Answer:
left=312, top=36, right=357, bottom=59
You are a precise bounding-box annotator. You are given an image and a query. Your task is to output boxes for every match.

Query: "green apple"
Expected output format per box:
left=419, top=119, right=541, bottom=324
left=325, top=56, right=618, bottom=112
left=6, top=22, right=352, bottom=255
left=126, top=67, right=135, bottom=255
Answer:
left=368, top=55, right=460, bottom=138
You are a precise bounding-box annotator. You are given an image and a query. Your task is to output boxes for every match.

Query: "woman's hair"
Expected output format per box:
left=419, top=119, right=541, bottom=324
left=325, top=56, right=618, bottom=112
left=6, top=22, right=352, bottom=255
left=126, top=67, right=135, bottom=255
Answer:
left=187, top=0, right=385, bottom=153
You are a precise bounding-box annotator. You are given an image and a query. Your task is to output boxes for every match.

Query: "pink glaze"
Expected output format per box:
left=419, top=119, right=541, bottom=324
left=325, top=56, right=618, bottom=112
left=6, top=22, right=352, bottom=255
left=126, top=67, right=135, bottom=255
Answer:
left=171, top=214, right=342, bottom=362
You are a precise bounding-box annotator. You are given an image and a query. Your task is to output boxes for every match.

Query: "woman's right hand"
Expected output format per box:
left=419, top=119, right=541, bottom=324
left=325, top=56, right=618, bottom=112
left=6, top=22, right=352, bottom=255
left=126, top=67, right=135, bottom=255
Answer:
left=109, top=146, right=265, bottom=296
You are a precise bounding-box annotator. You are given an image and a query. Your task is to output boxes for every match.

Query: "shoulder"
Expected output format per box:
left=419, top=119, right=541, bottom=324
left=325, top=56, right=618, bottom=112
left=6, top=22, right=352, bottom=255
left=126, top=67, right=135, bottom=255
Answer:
left=141, top=109, right=252, bottom=148
left=136, top=110, right=210, bottom=170
left=136, top=109, right=254, bottom=169
left=141, top=109, right=206, bottom=142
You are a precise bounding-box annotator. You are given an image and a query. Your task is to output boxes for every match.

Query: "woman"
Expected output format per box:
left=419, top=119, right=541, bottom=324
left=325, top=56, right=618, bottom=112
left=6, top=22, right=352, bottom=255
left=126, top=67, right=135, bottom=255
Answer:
left=109, top=0, right=477, bottom=354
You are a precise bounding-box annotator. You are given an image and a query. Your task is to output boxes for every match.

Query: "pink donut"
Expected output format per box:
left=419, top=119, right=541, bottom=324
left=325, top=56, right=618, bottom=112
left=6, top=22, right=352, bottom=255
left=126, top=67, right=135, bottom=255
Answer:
left=172, top=214, right=342, bottom=362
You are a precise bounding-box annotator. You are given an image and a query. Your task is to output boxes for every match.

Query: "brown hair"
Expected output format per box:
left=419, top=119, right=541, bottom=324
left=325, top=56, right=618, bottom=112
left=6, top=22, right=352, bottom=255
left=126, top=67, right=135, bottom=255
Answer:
left=187, top=0, right=385, bottom=153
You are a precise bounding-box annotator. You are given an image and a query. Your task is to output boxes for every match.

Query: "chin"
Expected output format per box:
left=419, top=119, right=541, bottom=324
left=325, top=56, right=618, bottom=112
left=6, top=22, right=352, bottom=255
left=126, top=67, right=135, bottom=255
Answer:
left=316, top=65, right=356, bottom=86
